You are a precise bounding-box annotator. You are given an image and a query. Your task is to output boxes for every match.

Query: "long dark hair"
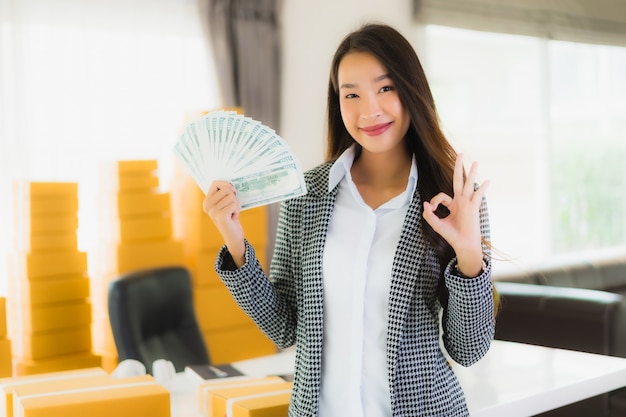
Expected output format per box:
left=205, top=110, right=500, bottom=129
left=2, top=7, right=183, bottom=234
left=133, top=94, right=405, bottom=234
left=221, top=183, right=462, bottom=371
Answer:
left=326, top=23, right=457, bottom=271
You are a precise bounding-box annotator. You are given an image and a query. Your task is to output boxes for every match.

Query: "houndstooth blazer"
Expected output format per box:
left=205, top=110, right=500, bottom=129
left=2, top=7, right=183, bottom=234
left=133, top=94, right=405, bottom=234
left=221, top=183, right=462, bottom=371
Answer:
left=217, top=161, right=495, bottom=417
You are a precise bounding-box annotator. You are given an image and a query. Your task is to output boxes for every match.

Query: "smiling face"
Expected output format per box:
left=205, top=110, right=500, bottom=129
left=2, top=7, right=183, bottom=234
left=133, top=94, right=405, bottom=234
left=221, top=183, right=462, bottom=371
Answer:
left=337, top=51, right=411, bottom=158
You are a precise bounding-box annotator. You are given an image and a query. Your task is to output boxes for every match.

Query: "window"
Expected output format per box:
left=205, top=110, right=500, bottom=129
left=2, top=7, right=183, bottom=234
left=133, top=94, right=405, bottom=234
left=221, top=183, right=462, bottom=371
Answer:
left=423, top=25, right=626, bottom=272
left=0, top=0, right=218, bottom=295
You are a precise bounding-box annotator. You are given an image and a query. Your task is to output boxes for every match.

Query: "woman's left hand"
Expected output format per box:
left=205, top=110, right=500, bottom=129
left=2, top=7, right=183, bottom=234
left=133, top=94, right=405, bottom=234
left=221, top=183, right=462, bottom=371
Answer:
left=422, top=154, right=489, bottom=277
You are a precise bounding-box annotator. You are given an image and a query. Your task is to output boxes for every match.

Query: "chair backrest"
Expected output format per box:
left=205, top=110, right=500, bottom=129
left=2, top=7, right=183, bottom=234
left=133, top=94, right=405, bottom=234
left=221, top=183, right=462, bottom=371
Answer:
left=108, top=266, right=210, bottom=374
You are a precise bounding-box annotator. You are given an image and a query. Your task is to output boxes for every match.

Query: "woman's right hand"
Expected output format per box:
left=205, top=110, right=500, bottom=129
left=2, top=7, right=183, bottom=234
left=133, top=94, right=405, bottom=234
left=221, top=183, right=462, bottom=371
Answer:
left=202, top=180, right=246, bottom=267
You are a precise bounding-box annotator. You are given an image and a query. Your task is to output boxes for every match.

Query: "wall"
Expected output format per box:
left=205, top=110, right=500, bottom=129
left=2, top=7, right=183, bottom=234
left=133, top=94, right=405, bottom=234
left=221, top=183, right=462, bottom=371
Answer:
left=280, top=0, right=418, bottom=170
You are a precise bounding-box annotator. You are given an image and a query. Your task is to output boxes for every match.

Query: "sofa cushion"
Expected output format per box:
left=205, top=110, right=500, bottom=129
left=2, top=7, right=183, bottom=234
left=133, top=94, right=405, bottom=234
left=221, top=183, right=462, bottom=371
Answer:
left=494, top=281, right=625, bottom=356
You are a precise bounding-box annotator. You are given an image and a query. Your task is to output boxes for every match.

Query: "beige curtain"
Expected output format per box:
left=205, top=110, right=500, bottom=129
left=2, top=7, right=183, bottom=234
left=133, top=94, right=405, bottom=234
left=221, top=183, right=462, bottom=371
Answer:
left=414, top=0, right=626, bottom=46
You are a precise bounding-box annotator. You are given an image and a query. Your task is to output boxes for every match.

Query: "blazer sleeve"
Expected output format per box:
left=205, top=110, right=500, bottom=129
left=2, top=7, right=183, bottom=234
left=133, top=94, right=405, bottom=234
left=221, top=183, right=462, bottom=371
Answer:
left=215, top=200, right=299, bottom=349
left=440, top=195, right=495, bottom=366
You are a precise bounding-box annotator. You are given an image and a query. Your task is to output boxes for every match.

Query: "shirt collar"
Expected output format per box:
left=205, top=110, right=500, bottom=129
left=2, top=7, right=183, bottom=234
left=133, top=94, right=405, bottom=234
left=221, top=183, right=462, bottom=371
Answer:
left=328, top=145, right=418, bottom=198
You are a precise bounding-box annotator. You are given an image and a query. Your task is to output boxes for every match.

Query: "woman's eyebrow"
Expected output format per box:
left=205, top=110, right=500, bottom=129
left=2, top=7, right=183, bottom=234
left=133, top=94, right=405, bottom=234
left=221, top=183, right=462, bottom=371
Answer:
left=339, top=73, right=390, bottom=90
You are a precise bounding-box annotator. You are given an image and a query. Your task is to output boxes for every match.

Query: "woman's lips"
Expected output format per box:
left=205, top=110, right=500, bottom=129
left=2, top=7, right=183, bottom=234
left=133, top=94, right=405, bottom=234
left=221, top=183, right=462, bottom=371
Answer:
left=360, top=122, right=391, bottom=136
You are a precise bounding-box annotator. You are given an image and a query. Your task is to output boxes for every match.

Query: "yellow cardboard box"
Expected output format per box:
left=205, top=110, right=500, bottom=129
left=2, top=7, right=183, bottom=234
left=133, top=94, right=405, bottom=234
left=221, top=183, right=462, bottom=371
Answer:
left=0, top=338, right=11, bottom=378
left=110, top=214, right=173, bottom=243
left=17, top=196, right=79, bottom=216
left=13, top=374, right=169, bottom=417
left=16, top=182, right=78, bottom=198
left=206, top=380, right=293, bottom=417
left=117, top=160, right=158, bottom=174
left=203, top=325, right=277, bottom=364
left=12, top=276, right=90, bottom=306
left=98, top=162, right=160, bottom=193
left=0, top=367, right=107, bottom=416
left=19, top=232, right=78, bottom=252
left=194, top=285, right=252, bottom=332
left=23, top=250, right=87, bottom=280
left=27, top=214, right=79, bottom=234
left=115, top=240, right=184, bottom=273
left=116, top=174, right=159, bottom=192
left=16, top=301, right=91, bottom=333
left=14, top=352, right=102, bottom=376
left=0, top=298, right=6, bottom=338
left=230, top=389, right=292, bottom=417
left=17, top=325, right=92, bottom=360
left=197, top=376, right=285, bottom=416
left=116, top=192, right=170, bottom=217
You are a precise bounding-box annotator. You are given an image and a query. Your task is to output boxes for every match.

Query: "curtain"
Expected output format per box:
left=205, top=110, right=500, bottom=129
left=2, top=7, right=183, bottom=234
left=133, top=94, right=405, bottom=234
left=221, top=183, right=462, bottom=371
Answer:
left=414, top=0, right=626, bottom=47
left=0, top=0, right=217, bottom=295
left=198, top=0, right=283, bottom=260
left=199, top=0, right=283, bottom=130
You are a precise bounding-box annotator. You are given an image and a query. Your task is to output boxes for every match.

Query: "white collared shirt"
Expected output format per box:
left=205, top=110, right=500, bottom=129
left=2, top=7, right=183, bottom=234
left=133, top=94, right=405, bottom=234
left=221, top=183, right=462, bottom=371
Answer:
left=318, top=146, right=418, bottom=417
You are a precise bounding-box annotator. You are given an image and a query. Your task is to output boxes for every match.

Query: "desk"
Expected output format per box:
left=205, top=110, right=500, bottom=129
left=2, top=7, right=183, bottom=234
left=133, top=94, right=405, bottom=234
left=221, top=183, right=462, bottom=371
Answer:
left=171, top=340, right=626, bottom=417
left=456, top=341, right=626, bottom=416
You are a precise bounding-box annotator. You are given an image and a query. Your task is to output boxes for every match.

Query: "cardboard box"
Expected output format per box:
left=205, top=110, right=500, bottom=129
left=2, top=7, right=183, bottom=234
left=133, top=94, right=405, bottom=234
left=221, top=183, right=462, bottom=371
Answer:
left=115, top=240, right=184, bottom=273
left=194, top=285, right=252, bottom=331
left=109, top=214, right=173, bottom=243
left=18, top=233, right=78, bottom=252
left=116, top=192, right=170, bottom=217
left=203, top=325, right=277, bottom=364
left=17, top=196, right=79, bottom=217
left=22, top=251, right=87, bottom=280
left=0, top=338, right=11, bottom=378
left=117, top=160, right=158, bottom=174
left=13, top=375, right=169, bottom=417
left=197, top=376, right=286, bottom=416
left=205, top=380, right=292, bottom=417
left=11, top=276, right=90, bottom=306
left=230, top=389, right=292, bottom=417
left=15, top=182, right=78, bottom=198
left=14, top=352, right=102, bottom=376
left=0, top=298, right=6, bottom=338
left=15, top=301, right=91, bottom=333
left=17, top=325, right=92, bottom=360
left=27, top=214, right=79, bottom=234
left=0, top=367, right=107, bottom=416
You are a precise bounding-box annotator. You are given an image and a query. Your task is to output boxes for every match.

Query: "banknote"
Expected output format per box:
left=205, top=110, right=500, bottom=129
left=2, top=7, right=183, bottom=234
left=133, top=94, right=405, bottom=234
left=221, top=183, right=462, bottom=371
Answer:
left=173, top=111, right=308, bottom=209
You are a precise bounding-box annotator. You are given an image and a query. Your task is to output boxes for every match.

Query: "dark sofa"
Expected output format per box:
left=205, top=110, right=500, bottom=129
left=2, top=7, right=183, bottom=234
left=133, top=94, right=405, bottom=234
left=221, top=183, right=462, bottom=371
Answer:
left=493, top=250, right=626, bottom=417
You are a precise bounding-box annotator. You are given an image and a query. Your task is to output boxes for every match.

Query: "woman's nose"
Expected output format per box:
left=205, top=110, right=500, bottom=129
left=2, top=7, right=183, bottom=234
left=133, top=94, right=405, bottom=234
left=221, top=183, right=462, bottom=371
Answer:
left=360, top=95, right=382, bottom=120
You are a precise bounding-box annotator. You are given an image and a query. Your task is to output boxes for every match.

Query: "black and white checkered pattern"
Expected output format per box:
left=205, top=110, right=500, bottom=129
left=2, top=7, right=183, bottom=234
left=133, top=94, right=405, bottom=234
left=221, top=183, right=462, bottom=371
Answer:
left=217, top=162, right=495, bottom=417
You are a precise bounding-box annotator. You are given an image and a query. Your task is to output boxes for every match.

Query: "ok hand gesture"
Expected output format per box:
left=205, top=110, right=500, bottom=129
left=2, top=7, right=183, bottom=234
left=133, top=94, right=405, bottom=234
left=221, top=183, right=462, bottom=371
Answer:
left=422, top=154, right=489, bottom=278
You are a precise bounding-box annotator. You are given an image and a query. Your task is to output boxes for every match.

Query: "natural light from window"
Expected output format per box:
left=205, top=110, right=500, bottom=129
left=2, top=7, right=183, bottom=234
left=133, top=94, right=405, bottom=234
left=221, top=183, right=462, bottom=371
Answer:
left=423, top=25, right=626, bottom=275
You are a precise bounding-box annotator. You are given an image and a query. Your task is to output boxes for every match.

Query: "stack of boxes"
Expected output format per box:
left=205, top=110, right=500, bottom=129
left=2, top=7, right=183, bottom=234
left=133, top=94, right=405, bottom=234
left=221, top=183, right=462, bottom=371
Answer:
left=171, top=168, right=277, bottom=363
left=91, top=160, right=184, bottom=371
left=7, top=181, right=101, bottom=376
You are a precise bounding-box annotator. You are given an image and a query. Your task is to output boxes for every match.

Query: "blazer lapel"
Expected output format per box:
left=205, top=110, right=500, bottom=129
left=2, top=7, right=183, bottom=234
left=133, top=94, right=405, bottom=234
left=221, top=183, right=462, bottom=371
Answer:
left=386, top=189, right=426, bottom=383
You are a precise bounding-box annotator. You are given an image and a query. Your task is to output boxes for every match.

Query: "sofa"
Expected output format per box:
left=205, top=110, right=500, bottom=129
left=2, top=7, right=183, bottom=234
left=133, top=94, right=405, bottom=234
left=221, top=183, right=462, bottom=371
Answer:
left=493, top=250, right=626, bottom=417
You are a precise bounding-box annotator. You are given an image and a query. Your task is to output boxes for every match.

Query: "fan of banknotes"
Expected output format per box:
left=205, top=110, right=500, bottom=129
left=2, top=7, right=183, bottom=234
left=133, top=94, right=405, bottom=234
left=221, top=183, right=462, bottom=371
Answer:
left=173, top=110, right=307, bottom=210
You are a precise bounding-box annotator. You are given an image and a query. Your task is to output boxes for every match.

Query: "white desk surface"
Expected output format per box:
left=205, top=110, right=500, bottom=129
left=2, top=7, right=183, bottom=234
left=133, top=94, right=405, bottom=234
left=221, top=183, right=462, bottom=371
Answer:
left=171, top=340, right=626, bottom=417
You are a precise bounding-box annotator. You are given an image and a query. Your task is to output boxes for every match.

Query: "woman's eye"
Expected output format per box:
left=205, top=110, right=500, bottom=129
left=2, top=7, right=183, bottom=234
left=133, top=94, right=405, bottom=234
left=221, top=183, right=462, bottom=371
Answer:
left=380, top=85, right=393, bottom=93
left=345, top=93, right=358, bottom=99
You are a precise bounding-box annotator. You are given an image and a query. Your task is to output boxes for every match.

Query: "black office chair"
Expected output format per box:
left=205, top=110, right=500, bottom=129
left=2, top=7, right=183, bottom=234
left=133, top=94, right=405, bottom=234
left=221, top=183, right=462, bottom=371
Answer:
left=108, top=266, right=210, bottom=374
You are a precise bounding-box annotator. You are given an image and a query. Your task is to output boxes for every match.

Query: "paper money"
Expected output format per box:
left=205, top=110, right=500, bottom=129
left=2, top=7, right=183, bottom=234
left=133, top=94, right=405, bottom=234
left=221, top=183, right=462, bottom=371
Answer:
left=173, top=110, right=307, bottom=209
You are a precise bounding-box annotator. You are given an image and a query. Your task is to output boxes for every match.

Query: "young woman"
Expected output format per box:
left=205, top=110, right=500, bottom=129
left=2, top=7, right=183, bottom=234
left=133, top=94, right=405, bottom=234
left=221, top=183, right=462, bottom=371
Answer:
left=203, top=23, right=495, bottom=417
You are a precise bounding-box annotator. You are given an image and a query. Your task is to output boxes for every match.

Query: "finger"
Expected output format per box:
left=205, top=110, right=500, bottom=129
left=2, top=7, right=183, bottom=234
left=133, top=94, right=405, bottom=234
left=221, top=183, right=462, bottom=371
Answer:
left=453, top=153, right=464, bottom=197
left=429, top=192, right=453, bottom=210
left=203, top=185, right=238, bottom=216
left=423, top=201, right=444, bottom=230
left=472, top=179, right=490, bottom=203
left=207, top=180, right=235, bottom=197
left=464, top=161, right=478, bottom=197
